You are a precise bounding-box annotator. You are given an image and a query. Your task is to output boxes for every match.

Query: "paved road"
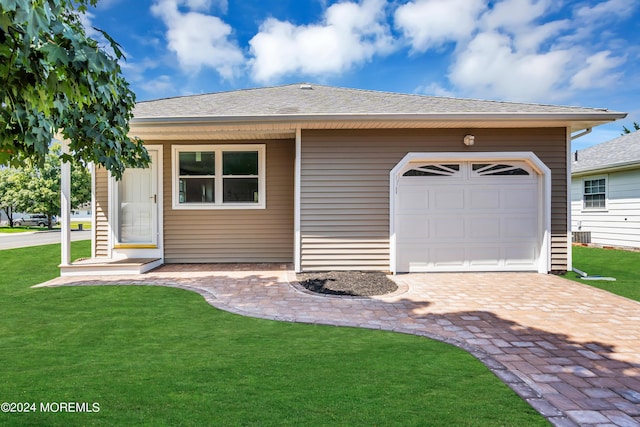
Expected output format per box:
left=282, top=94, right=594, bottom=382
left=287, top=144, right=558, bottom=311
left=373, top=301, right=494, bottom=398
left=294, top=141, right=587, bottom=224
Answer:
left=0, top=230, right=91, bottom=250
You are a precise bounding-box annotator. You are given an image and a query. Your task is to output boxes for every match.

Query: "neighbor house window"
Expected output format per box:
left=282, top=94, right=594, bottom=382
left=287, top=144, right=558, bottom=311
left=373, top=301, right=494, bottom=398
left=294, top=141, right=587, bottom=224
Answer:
left=172, top=145, right=265, bottom=209
left=583, top=177, right=606, bottom=209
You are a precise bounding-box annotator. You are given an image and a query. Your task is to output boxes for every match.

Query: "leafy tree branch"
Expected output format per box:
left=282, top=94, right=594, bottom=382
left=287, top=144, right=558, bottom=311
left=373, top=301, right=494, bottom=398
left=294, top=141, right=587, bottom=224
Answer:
left=1, top=0, right=148, bottom=179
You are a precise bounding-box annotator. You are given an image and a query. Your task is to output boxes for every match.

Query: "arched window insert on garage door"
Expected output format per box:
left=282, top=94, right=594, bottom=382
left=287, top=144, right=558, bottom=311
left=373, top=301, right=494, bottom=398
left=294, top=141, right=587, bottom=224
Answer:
left=471, top=163, right=533, bottom=176
left=402, top=164, right=461, bottom=177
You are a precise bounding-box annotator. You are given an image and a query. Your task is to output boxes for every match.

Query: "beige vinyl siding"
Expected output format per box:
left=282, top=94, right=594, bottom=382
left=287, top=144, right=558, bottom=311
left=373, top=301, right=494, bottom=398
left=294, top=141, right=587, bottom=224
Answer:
left=163, top=139, right=294, bottom=263
left=300, top=128, right=568, bottom=272
left=94, top=166, right=109, bottom=258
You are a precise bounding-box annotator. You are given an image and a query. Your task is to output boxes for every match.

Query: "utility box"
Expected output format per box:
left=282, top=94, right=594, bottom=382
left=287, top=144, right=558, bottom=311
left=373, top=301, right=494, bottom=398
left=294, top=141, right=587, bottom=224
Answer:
left=572, top=231, right=591, bottom=244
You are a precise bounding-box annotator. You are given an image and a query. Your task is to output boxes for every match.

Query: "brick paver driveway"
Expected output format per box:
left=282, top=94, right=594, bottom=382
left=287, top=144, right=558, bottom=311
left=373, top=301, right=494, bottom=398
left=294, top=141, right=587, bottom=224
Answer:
left=39, top=266, right=640, bottom=427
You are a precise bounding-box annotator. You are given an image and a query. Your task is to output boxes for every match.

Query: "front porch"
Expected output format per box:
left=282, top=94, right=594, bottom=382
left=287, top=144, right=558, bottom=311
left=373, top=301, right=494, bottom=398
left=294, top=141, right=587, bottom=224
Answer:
left=59, top=258, right=163, bottom=276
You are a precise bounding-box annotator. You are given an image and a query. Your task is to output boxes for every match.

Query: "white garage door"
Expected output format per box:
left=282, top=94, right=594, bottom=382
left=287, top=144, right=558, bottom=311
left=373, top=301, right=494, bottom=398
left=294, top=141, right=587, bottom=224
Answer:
left=396, top=161, right=540, bottom=272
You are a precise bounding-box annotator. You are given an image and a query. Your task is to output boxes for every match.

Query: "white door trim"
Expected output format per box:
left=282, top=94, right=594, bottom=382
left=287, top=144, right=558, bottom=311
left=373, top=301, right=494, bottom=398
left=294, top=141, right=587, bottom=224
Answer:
left=389, top=152, right=551, bottom=274
left=108, top=145, right=164, bottom=261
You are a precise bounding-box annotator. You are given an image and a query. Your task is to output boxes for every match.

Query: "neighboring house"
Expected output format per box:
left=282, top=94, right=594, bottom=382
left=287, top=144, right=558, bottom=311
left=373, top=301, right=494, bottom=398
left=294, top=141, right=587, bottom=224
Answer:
left=58, top=84, right=625, bottom=276
left=571, top=130, right=640, bottom=249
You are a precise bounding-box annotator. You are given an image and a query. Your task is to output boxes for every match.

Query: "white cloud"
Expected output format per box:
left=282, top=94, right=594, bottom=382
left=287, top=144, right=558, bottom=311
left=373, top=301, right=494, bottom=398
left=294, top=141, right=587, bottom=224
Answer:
left=481, top=0, right=550, bottom=32
left=513, top=19, right=570, bottom=52
left=139, top=75, right=176, bottom=96
left=151, top=0, right=244, bottom=79
left=394, top=0, right=485, bottom=51
left=575, top=0, right=637, bottom=22
left=182, top=0, right=228, bottom=13
left=414, top=82, right=456, bottom=97
left=449, top=31, right=572, bottom=101
left=570, top=51, right=625, bottom=90
left=248, top=0, right=395, bottom=83
left=394, top=0, right=630, bottom=102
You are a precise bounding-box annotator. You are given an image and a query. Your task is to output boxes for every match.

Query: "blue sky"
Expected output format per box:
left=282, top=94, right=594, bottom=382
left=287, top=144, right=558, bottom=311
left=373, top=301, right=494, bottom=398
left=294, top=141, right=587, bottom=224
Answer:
left=84, top=0, right=640, bottom=150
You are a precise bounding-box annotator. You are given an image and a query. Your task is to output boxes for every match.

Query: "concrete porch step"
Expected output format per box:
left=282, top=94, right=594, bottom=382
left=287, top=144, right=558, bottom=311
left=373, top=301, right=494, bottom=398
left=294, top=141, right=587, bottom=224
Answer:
left=60, top=258, right=163, bottom=276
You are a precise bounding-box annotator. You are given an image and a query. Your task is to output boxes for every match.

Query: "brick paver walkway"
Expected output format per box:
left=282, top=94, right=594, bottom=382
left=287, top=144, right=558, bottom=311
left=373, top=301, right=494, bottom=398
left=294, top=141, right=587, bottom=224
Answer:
left=38, top=266, right=640, bottom=427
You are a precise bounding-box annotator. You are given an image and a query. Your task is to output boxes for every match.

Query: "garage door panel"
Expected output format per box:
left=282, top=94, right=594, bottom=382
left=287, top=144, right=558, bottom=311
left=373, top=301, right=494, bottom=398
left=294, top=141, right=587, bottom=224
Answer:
left=432, top=247, right=465, bottom=267
left=469, top=217, right=501, bottom=239
left=396, top=160, right=540, bottom=272
left=470, top=189, right=501, bottom=209
left=434, top=189, right=464, bottom=209
left=467, top=247, right=501, bottom=266
left=397, top=214, right=429, bottom=239
left=433, top=217, right=465, bottom=238
left=504, top=216, right=537, bottom=238
left=397, top=244, right=429, bottom=271
left=503, top=187, right=537, bottom=209
left=504, top=245, right=537, bottom=265
left=398, top=186, right=429, bottom=210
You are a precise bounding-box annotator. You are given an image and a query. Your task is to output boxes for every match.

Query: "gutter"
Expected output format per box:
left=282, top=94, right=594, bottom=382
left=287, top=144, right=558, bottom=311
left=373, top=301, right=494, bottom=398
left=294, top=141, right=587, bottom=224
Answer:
left=571, top=128, right=592, bottom=140
left=571, top=161, right=640, bottom=177
left=130, top=111, right=628, bottom=126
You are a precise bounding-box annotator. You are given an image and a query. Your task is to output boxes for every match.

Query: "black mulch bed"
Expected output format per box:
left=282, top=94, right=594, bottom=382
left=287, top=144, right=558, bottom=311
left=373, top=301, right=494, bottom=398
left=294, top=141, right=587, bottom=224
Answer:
left=296, top=271, right=398, bottom=297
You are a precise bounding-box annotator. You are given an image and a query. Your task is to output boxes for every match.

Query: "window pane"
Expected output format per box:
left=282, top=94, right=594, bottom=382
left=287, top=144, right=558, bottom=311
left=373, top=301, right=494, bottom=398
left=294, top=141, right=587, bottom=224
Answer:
left=179, top=152, right=215, bottom=176
left=585, top=194, right=605, bottom=209
left=584, top=178, right=605, bottom=194
left=403, top=164, right=460, bottom=177
left=223, top=151, right=258, bottom=175
left=223, top=178, right=258, bottom=202
left=472, top=164, right=490, bottom=171
left=180, top=178, right=214, bottom=203
left=474, top=164, right=530, bottom=175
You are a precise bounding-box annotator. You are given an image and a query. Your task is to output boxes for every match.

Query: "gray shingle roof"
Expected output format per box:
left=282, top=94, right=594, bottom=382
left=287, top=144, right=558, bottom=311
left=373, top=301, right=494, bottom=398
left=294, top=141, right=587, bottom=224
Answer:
left=572, top=131, right=640, bottom=173
left=133, top=83, right=619, bottom=119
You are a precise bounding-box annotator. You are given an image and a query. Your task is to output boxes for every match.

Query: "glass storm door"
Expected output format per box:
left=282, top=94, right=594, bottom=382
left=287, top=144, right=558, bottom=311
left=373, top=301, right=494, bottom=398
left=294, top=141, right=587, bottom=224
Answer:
left=117, top=150, right=158, bottom=246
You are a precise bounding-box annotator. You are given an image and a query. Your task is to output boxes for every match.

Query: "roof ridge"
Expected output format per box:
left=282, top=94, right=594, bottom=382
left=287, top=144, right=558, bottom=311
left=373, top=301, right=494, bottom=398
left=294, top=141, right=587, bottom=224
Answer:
left=136, top=83, right=307, bottom=104
left=137, top=82, right=614, bottom=112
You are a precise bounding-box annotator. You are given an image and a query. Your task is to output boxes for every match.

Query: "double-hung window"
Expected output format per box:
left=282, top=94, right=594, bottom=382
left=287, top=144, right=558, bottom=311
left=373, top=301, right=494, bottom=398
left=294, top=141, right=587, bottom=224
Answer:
left=583, top=177, right=606, bottom=209
left=173, top=145, right=265, bottom=209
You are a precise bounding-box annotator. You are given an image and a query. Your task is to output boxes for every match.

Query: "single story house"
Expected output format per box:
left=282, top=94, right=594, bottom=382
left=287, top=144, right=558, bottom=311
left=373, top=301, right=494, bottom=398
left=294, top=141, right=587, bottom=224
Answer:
left=58, top=83, right=626, bottom=276
left=571, top=130, right=640, bottom=248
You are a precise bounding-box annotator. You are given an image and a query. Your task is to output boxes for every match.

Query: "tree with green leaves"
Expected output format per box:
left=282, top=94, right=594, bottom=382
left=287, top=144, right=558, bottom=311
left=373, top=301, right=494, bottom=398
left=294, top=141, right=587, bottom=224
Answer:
left=0, top=167, right=20, bottom=227
left=8, top=143, right=91, bottom=228
left=1, top=0, right=148, bottom=179
left=622, top=122, right=640, bottom=134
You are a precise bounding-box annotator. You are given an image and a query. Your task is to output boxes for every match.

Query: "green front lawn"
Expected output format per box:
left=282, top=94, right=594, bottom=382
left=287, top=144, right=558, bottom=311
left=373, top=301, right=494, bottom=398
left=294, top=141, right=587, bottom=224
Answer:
left=564, top=245, right=640, bottom=302
left=0, top=226, right=49, bottom=233
left=0, top=242, right=548, bottom=426
left=0, top=221, right=91, bottom=233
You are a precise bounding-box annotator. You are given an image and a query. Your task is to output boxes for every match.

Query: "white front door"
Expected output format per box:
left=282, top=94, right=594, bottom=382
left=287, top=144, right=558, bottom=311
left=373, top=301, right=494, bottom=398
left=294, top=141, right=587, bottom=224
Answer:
left=111, top=146, right=163, bottom=260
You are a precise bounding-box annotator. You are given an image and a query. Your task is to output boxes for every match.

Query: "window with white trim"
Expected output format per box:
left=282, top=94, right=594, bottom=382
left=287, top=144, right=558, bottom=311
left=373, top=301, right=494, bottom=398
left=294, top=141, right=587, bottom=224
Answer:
left=172, top=145, right=265, bottom=209
left=583, top=177, right=606, bottom=209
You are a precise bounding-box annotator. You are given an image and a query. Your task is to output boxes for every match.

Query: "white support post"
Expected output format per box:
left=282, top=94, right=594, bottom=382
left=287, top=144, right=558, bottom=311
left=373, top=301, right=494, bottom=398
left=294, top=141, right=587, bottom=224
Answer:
left=294, top=127, right=302, bottom=273
left=60, top=139, right=71, bottom=267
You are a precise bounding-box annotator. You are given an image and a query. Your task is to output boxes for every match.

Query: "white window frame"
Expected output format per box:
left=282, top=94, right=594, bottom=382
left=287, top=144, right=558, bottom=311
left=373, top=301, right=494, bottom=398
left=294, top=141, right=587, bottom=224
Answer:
left=582, top=176, right=607, bottom=211
left=172, top=144, right=266, bottom=210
